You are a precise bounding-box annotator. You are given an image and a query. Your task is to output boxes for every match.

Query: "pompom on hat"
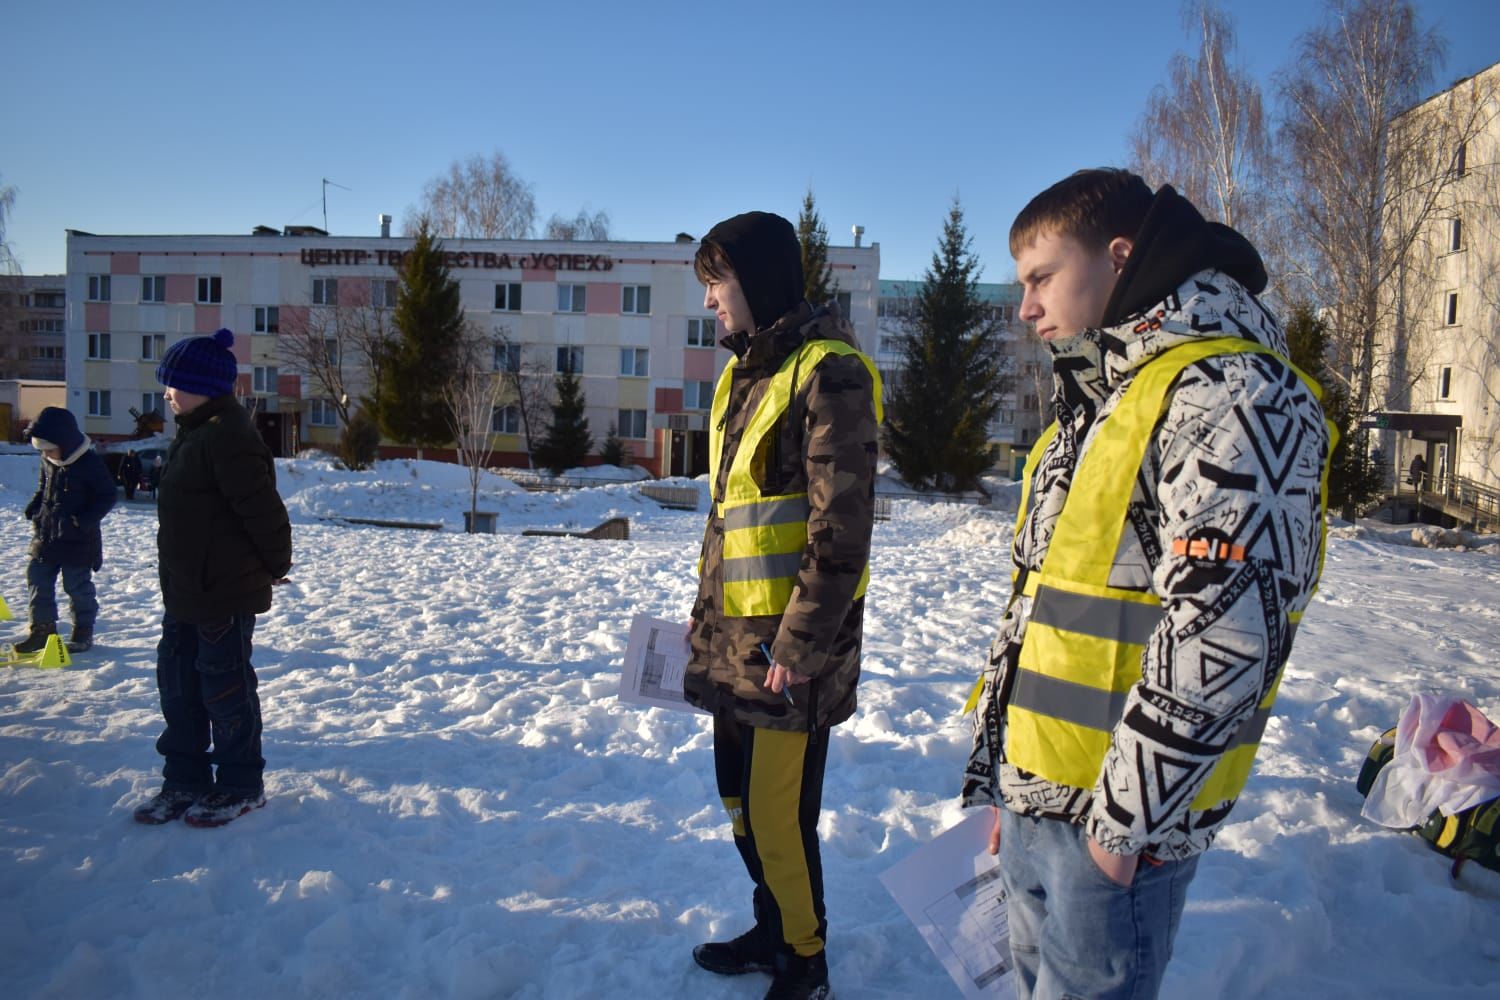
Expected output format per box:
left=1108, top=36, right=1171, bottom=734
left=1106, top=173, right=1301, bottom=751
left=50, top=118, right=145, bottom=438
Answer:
left=156, top=327, right=239, bottom=397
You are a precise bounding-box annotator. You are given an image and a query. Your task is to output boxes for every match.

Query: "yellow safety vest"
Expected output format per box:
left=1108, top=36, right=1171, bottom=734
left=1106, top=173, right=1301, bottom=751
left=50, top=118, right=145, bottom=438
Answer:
left=707, top=339, right=883, bottom=618
left=1002, top=337, right=1336, bottom=810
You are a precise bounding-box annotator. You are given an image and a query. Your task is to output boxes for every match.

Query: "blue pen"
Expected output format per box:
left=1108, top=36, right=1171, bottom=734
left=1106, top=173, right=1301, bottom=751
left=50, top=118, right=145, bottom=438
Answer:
left=760, top=643, right=795, bottom=704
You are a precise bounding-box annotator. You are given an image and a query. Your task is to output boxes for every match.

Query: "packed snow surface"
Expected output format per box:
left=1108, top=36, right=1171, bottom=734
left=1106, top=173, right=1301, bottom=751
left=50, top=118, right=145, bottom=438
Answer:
left=1, top=454, right=1497, bottom=998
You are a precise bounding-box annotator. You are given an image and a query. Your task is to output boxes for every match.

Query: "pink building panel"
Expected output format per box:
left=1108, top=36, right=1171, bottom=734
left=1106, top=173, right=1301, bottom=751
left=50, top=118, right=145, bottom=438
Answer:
left=277, top=374, right=301, bottom=398
left=229, top=332, right=251, bottom=363
left=586, top=283, right=620, bottom=315
left=85, top=303, right=110, bottom=331
left=165, top=275, right=196, bottom=304
left=195, top=305, right=223, bottom=335
left=522, top=266, right=554, bottom=282
left=110, top=253, right=140, bottom=275
left=684, top=349, right=718, bottom=380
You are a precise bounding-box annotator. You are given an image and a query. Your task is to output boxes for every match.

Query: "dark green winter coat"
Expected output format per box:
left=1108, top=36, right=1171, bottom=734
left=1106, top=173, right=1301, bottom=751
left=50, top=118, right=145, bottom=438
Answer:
left=157, top=395, right=291, bottom=623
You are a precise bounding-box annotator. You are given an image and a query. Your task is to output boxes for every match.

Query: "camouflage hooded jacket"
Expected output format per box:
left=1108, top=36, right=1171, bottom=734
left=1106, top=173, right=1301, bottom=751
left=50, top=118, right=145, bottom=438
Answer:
left=962, top=189, right=1331, bottom=860
left=685, top=301, right=880, bottom=732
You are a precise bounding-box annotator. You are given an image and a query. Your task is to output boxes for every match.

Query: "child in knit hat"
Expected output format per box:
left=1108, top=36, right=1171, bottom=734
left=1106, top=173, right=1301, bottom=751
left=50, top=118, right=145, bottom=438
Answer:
left=132, top=328, right=293, bottom=828
left=17, top=406, right=118, bottom=654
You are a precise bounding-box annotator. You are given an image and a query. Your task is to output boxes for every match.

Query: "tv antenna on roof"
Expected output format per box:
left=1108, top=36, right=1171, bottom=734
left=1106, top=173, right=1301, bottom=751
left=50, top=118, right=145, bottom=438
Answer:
left=322, top=178, right=351, bottom=233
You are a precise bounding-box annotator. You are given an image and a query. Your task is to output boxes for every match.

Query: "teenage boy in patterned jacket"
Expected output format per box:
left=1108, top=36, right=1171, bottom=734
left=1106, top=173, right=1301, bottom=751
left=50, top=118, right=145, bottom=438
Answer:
left=685, top=211, right=880, bottom=1000
left=962, top=169, right=1331, bottom=999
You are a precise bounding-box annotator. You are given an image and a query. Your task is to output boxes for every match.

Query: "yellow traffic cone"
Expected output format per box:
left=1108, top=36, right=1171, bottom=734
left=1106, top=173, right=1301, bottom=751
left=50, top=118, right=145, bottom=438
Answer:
left=0, top=594, right=12, bottom=622
left=36, top=633, right=70, bottom=669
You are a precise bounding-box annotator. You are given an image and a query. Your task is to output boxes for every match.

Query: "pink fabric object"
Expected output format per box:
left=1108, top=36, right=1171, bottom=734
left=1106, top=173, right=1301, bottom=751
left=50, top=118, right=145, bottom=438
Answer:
left=1361, top=694, right=1500, bottom=828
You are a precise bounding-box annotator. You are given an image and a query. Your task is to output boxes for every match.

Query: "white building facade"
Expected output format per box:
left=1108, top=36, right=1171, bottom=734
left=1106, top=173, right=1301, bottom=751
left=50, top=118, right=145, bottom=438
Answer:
left=64, top=228, right=880, bottom=476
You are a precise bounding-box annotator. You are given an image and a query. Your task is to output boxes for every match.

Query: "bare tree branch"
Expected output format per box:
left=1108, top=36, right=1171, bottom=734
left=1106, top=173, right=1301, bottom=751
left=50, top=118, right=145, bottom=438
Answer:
left=404, top=152, right=537, bottom=239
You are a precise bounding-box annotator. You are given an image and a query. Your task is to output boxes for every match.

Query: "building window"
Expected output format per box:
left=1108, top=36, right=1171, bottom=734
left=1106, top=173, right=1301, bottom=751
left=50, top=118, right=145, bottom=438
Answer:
left=88, top=390, right=111, bottom=417
left=491, top=404, right=520, bottom=434
left=309, top=398, right=339, bottom=427
left=617, top=408, right=648, bottom=438
left=494, top=342, right=521, bottom=373
left=141, top=276, right=166, bottom=303
left=1437, top=366, right=1453, bottom=400
left=196, top=276, right=222, bottom=304
left=999, top=409, right=1015, bottom=425
left=141, top=334, right=165, bottom=360
left=836, top=290, right=852, bottom=318
left=684, top=380, right=713, bottom=410
left=87, top=275, right=111, bottom=301
left=33, top=291, right=64, bottom=309
left=1022, top=394, right=1039, bottom=411
left=1452, top=141, right=1467, bottom=178
left=878, top=334, right=904, bottom=355
left=371, top=279, right=398, bottom=309
left=87, top=333, right=111, bottom=360
left=687, top=317, right=716, bottom=347
left=254, top=306, right=280, bottom=334
left=1443, top=292, right=1459, bottom=326
left=253, top=366, right=278, bottom=394
left=26, top=318, right=65, bottom=334
left=556, top=345, right=583, bottom=373
left=312, top=277, right=338, bottom=306
left=30, top=345, right=64, bottom=361
left=323, top=339, right=339, bottom=365
left=619, top=347, right=649, bottom=376
left=622, top=285, right=651, bottom=315
left=557, top=284, right=586, bottom=313
left=494, top=282, right=522, bottom=311
left=1449, top=218, right=1464, bottom=253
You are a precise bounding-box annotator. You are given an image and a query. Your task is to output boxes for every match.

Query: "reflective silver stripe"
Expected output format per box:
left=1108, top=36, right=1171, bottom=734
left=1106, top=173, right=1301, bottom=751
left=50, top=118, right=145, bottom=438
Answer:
left=1011, top=669, right=1128, bottom=732
left=1014, top=667, right=1274, bottom=749
left=722, top=551, right=804, bottom=583
left=722, top=496, right=810, bottom=532
left=1032, top=584, right=1162, bottom=646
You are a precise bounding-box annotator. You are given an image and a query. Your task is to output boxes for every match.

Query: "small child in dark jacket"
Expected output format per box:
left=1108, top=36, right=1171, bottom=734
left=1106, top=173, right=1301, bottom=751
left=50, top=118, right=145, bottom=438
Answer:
left=132, top=328, right=293, bottom=829
left=20, top=406, right=118, bottom=654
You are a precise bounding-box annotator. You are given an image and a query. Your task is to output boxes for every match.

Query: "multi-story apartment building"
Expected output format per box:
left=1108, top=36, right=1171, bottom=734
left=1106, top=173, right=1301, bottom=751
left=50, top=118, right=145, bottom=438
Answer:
left=64, top=225, right=880, bottom=476
left=876, top=278, right=1051, bottom=478
left=1379, top=59, right=1500, bottom=490
left=0, top=274, right=67, bottom=381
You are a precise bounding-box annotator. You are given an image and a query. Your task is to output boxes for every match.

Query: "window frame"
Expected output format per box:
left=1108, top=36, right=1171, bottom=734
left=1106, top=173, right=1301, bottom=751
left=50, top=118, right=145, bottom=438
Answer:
left=619, top=347, right=649, bottom=377
left=87, top=389, right=112, bottom=417
left=491, top=404, right=521, bottom=434
left=687, top=317, right=716, bottom=347
left=312, top=277, right=339, bottom=306
left=196, top=275, right=222, bottom=304
left=556, top=345, right=584, bottom=373
left=87, top=332, right=111, bottom=360
left=621, top=285, right=651, bottom=315
left=252, top=365, right=278, bottom=394
left=141, top=275, right=166, bottom=303
left=557, top=284, right=586, bottom=313
left=140, top=333, right=166, bottom=361
left=494, top=282, right=522, bottom=311
left=254, top=305, right=280, bottom=334
left=87, top=275, right=111, bottom=302
left=617, top=408, right=648, bottom=439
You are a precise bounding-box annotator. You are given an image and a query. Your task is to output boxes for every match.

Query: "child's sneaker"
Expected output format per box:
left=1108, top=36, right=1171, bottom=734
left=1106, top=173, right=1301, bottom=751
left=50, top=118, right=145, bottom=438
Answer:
left=183, top=790, right=266, bottom=828
left=132, top=788, right=200, bottom=825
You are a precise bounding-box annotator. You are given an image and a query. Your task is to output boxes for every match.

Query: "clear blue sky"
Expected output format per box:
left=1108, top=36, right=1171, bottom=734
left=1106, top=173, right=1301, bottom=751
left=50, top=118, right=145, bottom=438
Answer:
left=4, top=0, right=1497, bottom=283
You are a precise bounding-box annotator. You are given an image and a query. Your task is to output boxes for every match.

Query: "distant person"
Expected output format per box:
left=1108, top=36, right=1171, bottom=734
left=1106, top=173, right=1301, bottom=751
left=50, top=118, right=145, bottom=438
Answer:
left=684, top=212, right=880, bottom=1000
left=132, top=328, right=292, bottom=829
left=1409, top=452, right=1426, bottom=489
left=148, top=454, right=165, bottom=499
left=119, top=449, right=143, bottom=501
left=17, top=407, right=118, bottom=654
left=962, top=170, right=1333, bottom=999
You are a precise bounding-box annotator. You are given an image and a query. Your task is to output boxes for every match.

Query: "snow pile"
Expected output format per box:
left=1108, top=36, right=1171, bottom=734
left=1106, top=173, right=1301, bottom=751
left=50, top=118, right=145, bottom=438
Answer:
left=1, top=453, right=1499, bottom=998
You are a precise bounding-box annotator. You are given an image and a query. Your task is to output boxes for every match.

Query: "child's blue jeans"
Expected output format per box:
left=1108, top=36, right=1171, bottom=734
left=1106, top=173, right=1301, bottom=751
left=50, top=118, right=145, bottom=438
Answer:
left=154, top=613, right=264, bottom=797
left=998, top=808, right=1199, bottom=1000
left=26, top=558, right=97, bottom=629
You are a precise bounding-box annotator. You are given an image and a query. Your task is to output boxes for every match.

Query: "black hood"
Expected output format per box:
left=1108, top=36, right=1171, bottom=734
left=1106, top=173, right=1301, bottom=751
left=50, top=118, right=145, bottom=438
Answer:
left=1101, top=185, right=1266, bottom=327
left=703, top=211, right=805, bottom=332
left=27, top=406, right=85, bottom=455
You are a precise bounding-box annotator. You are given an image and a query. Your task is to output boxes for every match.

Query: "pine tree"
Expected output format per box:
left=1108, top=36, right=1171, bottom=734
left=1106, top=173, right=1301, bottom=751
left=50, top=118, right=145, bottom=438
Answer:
left=798, top=189, right=835, bottom=307
left=1284, top=301, right=1381, bottom=517
left=534, top=365, right=593, bottom=475
left=598, top=423, right=631, bottom=468
left=372, top=221, right=467, bottom=448
left=884, top=200, right=1011, bottom=492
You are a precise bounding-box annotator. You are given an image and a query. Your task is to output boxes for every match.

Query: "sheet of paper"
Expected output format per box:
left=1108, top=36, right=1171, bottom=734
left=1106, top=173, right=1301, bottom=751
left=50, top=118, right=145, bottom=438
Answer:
left=618, top=615, right=705, bottom=713
left=879, top=809, right=1016, bottom=1000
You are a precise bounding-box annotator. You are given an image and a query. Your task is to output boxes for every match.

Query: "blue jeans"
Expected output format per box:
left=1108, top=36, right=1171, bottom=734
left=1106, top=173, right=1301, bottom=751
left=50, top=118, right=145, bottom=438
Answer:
left=998, top=809, right=1199, bottom=1000
left=26, top=558, right=97, bottom=629
left=154, top=613, right=264, bottom=796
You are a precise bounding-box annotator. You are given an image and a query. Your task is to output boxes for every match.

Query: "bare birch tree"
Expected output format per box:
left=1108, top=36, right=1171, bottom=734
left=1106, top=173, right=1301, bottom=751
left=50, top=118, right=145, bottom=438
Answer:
left=493, top=329, right=554, bottom=469
left=403, top=152, right=537, bottom=239
left=443, top=331, right=506, bottom=531
left=1130, top=1, right=1272, bottom=238
left=543, top=208, right=611, bottom=240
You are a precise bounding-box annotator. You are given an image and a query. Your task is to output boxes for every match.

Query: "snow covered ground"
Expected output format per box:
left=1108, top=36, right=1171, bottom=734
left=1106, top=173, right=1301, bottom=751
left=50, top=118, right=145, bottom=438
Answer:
left=1, top=452, right=1497, bottom=999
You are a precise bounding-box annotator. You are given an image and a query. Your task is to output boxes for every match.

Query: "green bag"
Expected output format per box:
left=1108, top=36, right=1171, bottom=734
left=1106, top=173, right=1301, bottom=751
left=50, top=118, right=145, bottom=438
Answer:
left=1356, top=726, right=1500, bottom=879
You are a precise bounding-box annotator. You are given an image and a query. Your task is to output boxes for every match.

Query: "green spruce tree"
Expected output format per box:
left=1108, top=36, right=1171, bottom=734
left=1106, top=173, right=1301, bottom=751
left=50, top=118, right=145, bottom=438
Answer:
left=797, top=188, right=835, bottom=306
left=534, top=364, right=593, bottom=475
left=598, top=422, right=631, bottom=468
left=884, top=199, right=1011, bottom=493
left=1283, top=301, right=1382, bottom=519
left=372, top=221, right=466, bottom=448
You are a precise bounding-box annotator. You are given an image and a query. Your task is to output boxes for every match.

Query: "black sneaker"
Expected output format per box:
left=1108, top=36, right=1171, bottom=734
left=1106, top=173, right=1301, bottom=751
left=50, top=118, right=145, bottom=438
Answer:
left=66, top=625, right=93, bottom=654
left=693, top=925, right=774, bottom=976
left=133, top=789, right=200, bottom=825
left=15, top=622, right=57, bottom=655
left=183, top=790, right=266, bottom=828
left=765, top=950, right=831, bottom=1000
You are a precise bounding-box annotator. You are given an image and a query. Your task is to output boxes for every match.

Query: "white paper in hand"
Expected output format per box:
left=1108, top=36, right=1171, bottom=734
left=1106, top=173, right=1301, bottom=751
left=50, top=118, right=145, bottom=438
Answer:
left=618, top=615, right=706, bottom=713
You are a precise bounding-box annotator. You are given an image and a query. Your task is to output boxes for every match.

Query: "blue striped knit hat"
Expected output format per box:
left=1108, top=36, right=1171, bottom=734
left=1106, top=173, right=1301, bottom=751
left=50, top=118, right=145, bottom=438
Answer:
left=156, top=327, right=238, bottom=396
